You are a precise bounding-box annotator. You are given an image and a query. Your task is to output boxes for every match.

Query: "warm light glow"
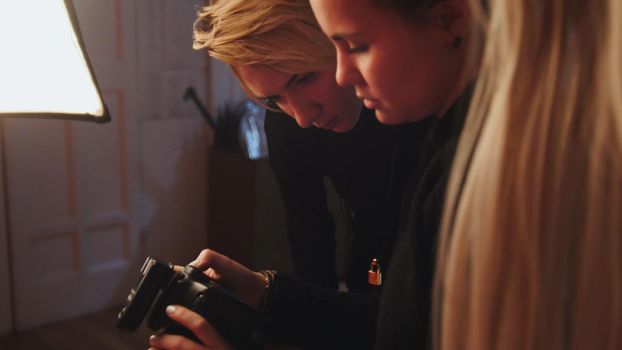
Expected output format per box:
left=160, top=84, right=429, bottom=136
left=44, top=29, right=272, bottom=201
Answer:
left=0, top=0, right=105, bottom=117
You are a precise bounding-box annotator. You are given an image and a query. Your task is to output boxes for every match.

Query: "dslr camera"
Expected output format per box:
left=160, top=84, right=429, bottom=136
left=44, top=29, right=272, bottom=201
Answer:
left=117, top=256, right=258, bottom=349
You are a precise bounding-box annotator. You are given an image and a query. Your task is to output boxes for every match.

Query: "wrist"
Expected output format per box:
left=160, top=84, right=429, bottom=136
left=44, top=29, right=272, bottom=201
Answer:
left=257, top=269, right=277, bottom=312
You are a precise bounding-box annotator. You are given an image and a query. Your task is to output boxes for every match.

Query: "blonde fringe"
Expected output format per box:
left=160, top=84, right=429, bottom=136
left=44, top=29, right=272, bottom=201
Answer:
left=435, top=0, right=622, bottom=349
left=193, top=0, right=334, bottom=73
left=191, top=0, right=335, bottom=109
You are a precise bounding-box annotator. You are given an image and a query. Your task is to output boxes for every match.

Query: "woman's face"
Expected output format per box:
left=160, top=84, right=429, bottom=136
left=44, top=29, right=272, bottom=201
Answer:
left=309, top=0, right=467, bottom=124
left=237, top=65, right=362, bottom=133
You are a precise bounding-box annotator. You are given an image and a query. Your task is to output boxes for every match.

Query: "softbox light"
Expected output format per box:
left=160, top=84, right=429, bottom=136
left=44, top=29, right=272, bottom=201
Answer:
left=0, top=0, right=110, bottom=122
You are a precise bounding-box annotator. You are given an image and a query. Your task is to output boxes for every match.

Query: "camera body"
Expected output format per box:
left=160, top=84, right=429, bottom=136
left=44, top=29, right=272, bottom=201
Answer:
left=117, top=257, right=258, bottom=348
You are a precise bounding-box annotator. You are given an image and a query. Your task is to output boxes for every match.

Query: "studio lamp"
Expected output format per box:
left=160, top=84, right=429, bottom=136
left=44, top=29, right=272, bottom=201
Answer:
left=0, top=0, right=110, bottom=122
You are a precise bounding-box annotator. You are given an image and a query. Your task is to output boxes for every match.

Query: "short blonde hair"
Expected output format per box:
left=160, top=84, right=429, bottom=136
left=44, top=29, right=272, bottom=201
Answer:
left=193, top=0, right=336, bottom=104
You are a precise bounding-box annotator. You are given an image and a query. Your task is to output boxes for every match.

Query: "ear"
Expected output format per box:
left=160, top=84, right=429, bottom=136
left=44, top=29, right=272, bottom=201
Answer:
left=426, top=0, right=471, bottom=45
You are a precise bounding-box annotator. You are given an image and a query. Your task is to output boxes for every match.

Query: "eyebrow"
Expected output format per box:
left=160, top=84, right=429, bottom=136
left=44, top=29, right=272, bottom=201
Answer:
left=256, top=74, right=299, bottom=100
left=330, top=32, right=362, bottom=41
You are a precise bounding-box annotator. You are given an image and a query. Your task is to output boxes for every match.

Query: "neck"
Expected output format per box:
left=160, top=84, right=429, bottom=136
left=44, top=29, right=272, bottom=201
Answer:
left=438, top=84, right=467, bottom=118
left=436, top=37, right=480, bottom=118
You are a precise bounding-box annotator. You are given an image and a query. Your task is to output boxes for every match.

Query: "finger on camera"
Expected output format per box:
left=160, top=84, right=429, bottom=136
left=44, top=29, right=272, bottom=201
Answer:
left=174, top=262, right=218, bottom=282
left=189, top=249, right=220, bottom=270
left=166, top=305, right=226, bottom=348
left=189, top=249, right=236, bottom=274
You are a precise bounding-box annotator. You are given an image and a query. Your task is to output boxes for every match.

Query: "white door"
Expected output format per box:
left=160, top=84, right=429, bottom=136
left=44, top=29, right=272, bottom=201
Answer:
left=4, top=0, right=140, bottom=329
left=4, top=0, right=211, bottom=330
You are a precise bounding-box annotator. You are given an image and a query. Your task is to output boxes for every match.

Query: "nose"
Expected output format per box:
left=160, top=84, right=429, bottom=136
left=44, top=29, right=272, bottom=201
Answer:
left=335, top=50, right=360, bottom=87
left=281, top=94, right=320, bottom=128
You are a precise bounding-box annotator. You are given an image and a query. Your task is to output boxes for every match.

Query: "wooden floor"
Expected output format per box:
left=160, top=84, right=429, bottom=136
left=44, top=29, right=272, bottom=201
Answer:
left=0, top=308, right=152, bottom=350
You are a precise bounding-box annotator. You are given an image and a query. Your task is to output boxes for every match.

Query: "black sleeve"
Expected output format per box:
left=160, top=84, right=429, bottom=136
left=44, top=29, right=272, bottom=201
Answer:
left=264, top=111, right=338, bottom=290
left=258, top=273, right=379, bottom=350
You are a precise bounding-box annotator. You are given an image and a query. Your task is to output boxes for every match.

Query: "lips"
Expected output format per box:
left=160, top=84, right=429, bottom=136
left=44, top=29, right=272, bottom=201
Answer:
left=363, top=98, right=380, bottom=110
left=356, top=92, right=380, bottom=110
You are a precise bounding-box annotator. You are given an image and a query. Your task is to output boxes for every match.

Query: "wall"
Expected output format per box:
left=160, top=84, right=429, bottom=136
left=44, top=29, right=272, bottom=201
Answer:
left=133, top=0, right=212, bottom=265
left=210, top=59, right=247, bottom=112
left=0, top=145, right=12, bottom=334
left=0, top=0, right=215, bottom=333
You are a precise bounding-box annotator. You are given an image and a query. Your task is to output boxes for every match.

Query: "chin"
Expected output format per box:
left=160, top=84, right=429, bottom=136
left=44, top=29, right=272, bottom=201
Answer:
left=375, top=108, right=426, bottom=125
left=333, top=113, right=360, bottom=133
left=374, top=109, right=404, bottom=125
left=331, top=121, right=356, bottom=133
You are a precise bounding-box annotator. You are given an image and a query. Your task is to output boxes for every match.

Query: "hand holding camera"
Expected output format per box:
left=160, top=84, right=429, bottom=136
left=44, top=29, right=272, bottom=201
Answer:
left=188, top=249, right=268, bottom=311
left=117, top=250, right=268, bottom=349
left=148, top=304, right=231, bottom=350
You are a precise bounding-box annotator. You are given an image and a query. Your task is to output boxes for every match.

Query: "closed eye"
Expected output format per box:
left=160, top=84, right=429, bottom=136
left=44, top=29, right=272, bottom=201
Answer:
left=330, top=34, right=369, bottom=54
left=347, top=44, right=369, bottom=53
left=293, top=72, right=317, bottom=86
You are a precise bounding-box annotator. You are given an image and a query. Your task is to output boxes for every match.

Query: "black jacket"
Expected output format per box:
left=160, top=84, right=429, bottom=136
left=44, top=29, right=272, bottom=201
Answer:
left=258, top=92, right=470, bottom=349
left=265, top=107, right=429, bottom=292
left=375, top=95, right=469, bottom=349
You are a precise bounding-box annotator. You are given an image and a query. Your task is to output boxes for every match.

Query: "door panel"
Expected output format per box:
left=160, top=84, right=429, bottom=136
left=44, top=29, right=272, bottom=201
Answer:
left=5, top=0, right=138, bottom=329
left=4, top=112, right=133, bottom=330
left=5, top=0, right=209, bottom=331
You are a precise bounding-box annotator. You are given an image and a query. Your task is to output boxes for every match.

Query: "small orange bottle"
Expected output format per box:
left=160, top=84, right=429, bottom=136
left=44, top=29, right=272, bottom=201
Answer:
left=367, top=258, right=382, bottom=286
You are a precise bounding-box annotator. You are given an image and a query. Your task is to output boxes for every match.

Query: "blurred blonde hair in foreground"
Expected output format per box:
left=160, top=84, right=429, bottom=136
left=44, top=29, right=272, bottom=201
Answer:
left=435, top=0, right=622, bottom=348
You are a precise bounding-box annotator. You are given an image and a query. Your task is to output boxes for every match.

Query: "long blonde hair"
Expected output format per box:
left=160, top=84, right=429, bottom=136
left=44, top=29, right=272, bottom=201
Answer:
left=193, top=0, right=336, bottom=105
left=435, top=0, right=622, bottom=348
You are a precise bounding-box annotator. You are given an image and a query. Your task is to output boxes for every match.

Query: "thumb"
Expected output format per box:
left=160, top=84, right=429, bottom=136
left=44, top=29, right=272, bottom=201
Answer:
left=189, top=249, right=265, bottom=309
